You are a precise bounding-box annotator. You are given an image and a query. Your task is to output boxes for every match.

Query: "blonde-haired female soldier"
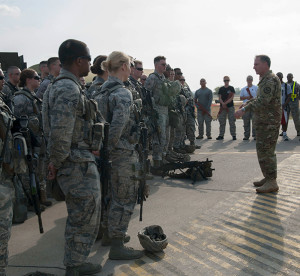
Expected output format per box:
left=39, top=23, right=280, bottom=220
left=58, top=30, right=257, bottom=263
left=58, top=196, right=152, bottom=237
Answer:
left=94, top=51, right=144, bottom=260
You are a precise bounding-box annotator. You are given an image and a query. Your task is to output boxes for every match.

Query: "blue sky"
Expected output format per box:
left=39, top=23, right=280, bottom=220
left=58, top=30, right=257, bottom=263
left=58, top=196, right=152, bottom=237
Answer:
left=1, top=0, right=300, bottom=91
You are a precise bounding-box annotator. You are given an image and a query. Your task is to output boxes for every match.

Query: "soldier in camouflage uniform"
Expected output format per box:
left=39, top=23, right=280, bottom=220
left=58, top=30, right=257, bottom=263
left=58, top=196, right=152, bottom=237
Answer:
left=235, top=55, right=281, bottom=193
left=180, top=76, right=196, bottom=146
left=0, top=68, right=15, bottom=276
left=94, top=51, right=144, bottom=260
left=86, top=55, right=108, bottom=99
left=13, top=69, right=51, bottom=207
left=144, top=56, right=169, bottom=167
left=286, top=73, right=300, bottom=136
left=46, top=39, right=102, bottom=275
left=36, top=57, right=60, bottom=100
left=1, top=66, right=20, bottom=111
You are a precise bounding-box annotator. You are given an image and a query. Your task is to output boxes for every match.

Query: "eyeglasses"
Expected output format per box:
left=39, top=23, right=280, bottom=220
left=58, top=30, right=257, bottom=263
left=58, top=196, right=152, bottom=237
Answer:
left=135, top=67, right=143, bottom=71
left=78, top=55, right=92, bottom=62
left=141, top=78, right=146, bottom=81
left=176, top=72, right=183, bottom=76
left=180, top=79, right=185, bottom=82
left=0, top=76, right=4, bottom=80
left=224, top=80, right=230, bottom=82
left=33, top=76, right=41, bottom=80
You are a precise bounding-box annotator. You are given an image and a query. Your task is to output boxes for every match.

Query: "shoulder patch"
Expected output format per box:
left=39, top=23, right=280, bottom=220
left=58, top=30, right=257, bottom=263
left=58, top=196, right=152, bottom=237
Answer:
left=264, top=87, right=271, bottom=94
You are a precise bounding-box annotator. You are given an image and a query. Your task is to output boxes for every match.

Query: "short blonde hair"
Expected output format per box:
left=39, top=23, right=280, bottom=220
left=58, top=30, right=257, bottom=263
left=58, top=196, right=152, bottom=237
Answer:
left=101, top=51, right=131, bottom=73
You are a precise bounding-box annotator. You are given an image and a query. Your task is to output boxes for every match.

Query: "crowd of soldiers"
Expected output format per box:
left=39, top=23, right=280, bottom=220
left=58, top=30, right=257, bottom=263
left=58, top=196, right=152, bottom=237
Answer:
left=0, top=39, right=299, bottom=276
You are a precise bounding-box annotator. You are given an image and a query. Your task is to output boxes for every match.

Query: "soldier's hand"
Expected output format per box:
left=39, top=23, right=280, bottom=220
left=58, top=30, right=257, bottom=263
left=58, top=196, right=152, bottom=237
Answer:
left=92, top=150, right=100, bottom=157
left=234, top=109, right=244, bottom=119
left=48, top=162, right=58, bottom=180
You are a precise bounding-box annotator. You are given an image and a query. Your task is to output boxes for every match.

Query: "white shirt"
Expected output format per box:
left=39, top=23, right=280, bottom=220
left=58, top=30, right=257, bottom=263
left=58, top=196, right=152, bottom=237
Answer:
left=240, top=85, right=258, bottom=103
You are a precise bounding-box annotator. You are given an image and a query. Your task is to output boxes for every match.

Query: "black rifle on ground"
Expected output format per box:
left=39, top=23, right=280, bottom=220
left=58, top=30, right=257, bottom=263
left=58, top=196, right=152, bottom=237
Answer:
left=99, top=122, right=112, bottom=210
left=19, top=115, right=44, bottom=234
left=137, top=126, right=150, bottom=221
left=159, top=159, right=214, bottom=184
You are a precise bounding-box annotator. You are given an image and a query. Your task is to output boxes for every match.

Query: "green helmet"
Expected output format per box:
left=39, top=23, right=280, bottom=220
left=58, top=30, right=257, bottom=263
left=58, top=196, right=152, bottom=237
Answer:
left=138, top=225, right=168, bottom=252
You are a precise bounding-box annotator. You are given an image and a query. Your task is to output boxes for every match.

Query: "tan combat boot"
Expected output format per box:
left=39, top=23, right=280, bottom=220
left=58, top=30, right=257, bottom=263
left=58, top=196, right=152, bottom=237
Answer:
left=253, top=178, right=267, bottom=187
left=109, top=238, right=144, bottom=260
left=101, top=228, right=130, bottom=246
left=256, top=179, right=279, bottom=193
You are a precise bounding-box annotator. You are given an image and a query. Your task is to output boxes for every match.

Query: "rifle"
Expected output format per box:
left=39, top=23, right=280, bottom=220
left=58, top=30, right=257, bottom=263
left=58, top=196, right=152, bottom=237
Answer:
left=99, top=122, right=112, bottom=209
left=0, top=118, right=12, bottom=168
left=144, top=89, right=161, bottom=144
left=159, top=159, right=214, bottom=184
left=137, top=126, right=150, bottom=221
left=194, top=100, right=212, bottom=119
left=19, top=115, right=44, bottom=234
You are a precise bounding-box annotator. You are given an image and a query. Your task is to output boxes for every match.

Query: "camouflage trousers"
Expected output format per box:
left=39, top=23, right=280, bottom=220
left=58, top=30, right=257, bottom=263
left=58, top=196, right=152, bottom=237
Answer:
left=186, top=113, right=196, bottom=142
left=0, top=172, right=14, bottom=275
left=197, top=112, right=212, bottom=137
left=242, top=110, right=256, bottom=138
left=288, top=99, right=300, bottom=133
left=174, top=113, right=186, bottom=148
left=57, top=161, right=101, bottom=267
left=218, top=106, right=236, bottom=136
left=101, top=149, right=138, bottom=239
left=166, top=126, right=175, bottom=150
left=153, top=105, right=168, bottom=161
left=256, top=124, right=280, bottom=180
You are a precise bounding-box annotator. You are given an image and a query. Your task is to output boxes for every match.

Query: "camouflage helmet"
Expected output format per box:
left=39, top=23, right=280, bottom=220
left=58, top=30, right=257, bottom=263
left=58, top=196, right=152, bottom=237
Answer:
left=138, top=225, right=168, bottom=252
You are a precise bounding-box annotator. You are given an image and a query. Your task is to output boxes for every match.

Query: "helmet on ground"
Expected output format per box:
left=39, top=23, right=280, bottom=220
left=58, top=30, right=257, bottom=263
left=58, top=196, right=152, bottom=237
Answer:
left=138, top=225, right=168, bottom=252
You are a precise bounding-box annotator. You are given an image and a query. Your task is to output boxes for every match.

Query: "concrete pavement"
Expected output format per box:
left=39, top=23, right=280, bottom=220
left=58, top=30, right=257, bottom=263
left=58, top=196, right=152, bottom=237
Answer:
left=6, top=120, right=300, bottom=276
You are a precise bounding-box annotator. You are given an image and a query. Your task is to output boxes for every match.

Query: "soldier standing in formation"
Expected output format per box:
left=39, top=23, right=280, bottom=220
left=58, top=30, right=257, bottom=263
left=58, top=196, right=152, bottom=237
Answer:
left=144, top=56, right=168, bottom=168
left=36, top=57, right=61, bottom=100
left=46, top=39, right=102, bottom=275
left=235, top=55, right=281, bottom=193
left=86, top=55, right=108, bottom=99
left=1, top=66, right=21, bottom=110
left=94, top=51, right=144, bottom=260
left=0, top=68, right=15, bottom=276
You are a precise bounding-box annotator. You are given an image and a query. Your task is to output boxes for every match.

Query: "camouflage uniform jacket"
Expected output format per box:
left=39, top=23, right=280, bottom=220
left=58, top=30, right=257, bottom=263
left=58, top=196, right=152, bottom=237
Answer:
left=86, top=76, right=105, bottom=99
left=1, top=81, right=19, bottom=110
left=36, top=74, right=54, bottom=100
left=95, top=76, right=137, bottom=152
left=144, top=70, right=166, bottom=106
left=13, top=88, right=43, bottom=138
left=47, top=69, right=96, bottom=169
left=245, top=70, right=281, bottom=126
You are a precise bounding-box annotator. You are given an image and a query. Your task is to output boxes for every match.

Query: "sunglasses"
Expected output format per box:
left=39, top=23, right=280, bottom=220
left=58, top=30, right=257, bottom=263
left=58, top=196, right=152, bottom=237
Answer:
left=0, top=76, right=4, bottom=80
left=180, top=79, right=185, bottom=82
left=224, top=80, right=230, bottom=82
left=176, top=72, right=183, bottom=75
left=78, top=55, right=92, bottom=62
left=33, top=76, right=41, bottom=80
left=135, top=67, right=143, bottom=71
left=161, top=63, right=167, bottom=66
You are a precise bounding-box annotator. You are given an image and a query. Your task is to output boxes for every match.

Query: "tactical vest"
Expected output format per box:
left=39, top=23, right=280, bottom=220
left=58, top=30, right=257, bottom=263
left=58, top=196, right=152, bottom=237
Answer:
left=150, top=72, right=181, bottom=106
left=47, top=76, right=103, bottom=151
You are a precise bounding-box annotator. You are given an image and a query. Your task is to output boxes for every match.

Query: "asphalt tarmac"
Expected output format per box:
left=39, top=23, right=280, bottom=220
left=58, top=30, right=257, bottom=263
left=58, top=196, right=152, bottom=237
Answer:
left=7, top=120, right=300, bottom=276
